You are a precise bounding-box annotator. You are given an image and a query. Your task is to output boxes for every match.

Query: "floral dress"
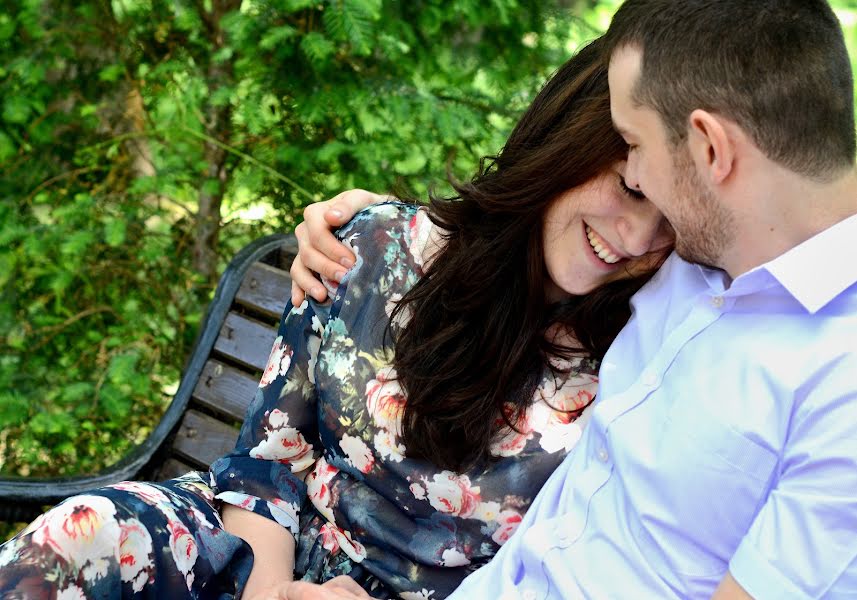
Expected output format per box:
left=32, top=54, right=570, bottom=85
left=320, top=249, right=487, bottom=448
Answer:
left=0, top=202, right=598, bottom=599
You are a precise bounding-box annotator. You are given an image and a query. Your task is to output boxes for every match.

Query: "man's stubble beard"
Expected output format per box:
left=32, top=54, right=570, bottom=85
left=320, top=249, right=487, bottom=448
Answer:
left=669, top=145, right=735, bottom=270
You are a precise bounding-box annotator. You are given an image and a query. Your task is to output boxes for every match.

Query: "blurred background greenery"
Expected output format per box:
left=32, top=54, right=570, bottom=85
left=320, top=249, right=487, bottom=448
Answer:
left=2, top=0, right=857, bottom=487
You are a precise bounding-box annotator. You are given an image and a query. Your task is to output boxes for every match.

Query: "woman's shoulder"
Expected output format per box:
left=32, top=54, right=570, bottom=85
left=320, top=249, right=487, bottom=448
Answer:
left=335, top=200, right=442, bottom=273
left=336, top=200, right=421, bottom=240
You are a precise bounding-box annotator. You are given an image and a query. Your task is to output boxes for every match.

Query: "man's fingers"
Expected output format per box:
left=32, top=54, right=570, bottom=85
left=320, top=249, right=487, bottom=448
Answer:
left=324, top=575, right=371, bottom=597
left=289, top=255, right=329, bottom=303
left=323, top=189, right=386, bottom=227
left=285, top=580, right=369, bottom=600
left=303, top=217, right=355, bottom=270
left=289, top=190, right=393, bottom=306
left=290, top=279, right=307, bottom=307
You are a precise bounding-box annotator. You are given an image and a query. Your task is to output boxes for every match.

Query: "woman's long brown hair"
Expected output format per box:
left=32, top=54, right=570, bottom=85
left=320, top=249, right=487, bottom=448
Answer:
left=390, top=38, right=662, bottom=472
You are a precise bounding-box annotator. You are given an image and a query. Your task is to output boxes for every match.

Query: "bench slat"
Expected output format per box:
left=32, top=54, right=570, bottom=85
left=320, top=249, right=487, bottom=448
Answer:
left=172, top=410, right=240, bottom=469
left=192, top=359, right=259, bottom=423
left=235, top=262, right=291, bottom=321
left=213, top=312, right=278, bottom=372
left=156, top=458, right=197, bottom=482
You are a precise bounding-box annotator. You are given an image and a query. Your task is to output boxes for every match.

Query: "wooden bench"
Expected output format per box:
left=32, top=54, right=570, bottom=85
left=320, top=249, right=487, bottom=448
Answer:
left=0, top=234, right=297, bottom=523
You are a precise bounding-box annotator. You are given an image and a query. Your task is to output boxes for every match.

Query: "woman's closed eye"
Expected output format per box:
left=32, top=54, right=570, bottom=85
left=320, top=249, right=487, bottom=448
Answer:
left=619, top=175, right=646, bottom=201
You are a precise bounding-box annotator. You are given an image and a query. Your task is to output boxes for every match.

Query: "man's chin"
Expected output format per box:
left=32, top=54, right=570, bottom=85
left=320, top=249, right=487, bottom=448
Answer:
left=674, top=241, right=720, bottom=270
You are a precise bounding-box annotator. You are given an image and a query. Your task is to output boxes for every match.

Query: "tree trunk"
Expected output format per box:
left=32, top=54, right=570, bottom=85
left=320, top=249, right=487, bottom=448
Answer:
left=192, top=0, right=241, bottom=282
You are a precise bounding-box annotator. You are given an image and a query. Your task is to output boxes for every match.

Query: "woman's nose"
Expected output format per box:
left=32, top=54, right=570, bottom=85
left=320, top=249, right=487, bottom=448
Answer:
left=620, top=205, right=666, bottom=257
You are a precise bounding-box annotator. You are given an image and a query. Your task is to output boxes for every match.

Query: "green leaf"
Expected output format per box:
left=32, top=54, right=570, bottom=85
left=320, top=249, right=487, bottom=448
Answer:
left=283, top=0, right=319, bottom=11
left=323, top=0, right=376, bottom=53
left=0, top=131, right=15, bottom=163
left=60, top=382, right=95, bottom=404
left=0, top=14, right=16, bottom=41
left=98, top=64, right=125, bottom=82
left=104, top=218, right=127, bottom=247
left=0, top=391, right=29, bottom=428
left=108, top=352, right=140, bottom=385
left=300, top=32, right=336, bottom=65
left=260, top=25, right=298, bottom=50
left=99, top=385, right=132, bottom=420
left=60, top=230, right=95, bottom=256
left=2, top=96, right=31, bottom=125
left=30, top=411, right=76, bottom=436
left=213, top=47, right=234, bottom=63
left=393, top=153, right=427, bottom=174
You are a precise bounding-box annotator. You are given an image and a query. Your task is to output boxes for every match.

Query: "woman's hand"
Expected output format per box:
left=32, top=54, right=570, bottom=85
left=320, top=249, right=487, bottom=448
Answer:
left=248, top=575, right=372, bottom=600
left=290, top=189, right=391, bottom=305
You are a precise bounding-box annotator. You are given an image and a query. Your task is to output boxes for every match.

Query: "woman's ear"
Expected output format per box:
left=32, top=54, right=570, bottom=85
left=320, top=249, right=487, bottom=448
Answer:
left=687, top=109, right=734, bottom=185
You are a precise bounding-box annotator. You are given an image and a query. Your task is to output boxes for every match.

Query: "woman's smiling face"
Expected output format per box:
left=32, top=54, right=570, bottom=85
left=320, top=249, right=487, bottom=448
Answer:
left=542, top=161, right=675, bottom=301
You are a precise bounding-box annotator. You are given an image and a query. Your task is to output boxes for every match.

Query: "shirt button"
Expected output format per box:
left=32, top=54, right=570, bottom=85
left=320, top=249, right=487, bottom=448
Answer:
left=711, top=295, right=725, bottom=308
left=641, top=370, right=658, bottom=387
left=522, top=591, right=538, bottom=600
left=556, top=528, right=572, bottom=548
left=597, top=446, right=609, bottom=463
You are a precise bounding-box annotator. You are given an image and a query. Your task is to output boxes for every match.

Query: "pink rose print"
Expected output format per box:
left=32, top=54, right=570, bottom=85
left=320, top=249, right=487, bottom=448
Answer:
left=408, top=212, right=426, bottom=269
left=307, top=457, right=340, bottom=524
left=30, top=495, right=119, bottom=575
left=259, top=336, right=294, bottom=387
left=250, top=409, right=315, bottom=471
left=324, top=524, right=367, bottom=563
left=489, top=405, right=533, bottom=457
left=109, top=481, right=172, bottom=509
left=118, top=518, right=154, bottom=592
left=373, top=429, right=406, bottom=463
left=319, top=523, right=340, bottom=553
left=491, top=509, right=523, bottom=545
left=340, top=433, right=375, bottom=474
left=167, top=519, right=198, bottom=590
left=365, top=366, right=406, bottom=434
left=423, top=471, right=482, bottom=518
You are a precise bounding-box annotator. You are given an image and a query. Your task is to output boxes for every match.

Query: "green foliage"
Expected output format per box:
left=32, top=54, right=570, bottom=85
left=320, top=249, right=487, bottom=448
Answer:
left=3, top=0, right=857, bottom=484
left=0, top=0, right=599, bottom=479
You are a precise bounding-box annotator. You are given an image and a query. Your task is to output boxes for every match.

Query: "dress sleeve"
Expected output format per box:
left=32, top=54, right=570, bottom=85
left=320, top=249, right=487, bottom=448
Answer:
left=210, top=295, right=329, bottom=536
left=728, top=362, right=857, bottom=599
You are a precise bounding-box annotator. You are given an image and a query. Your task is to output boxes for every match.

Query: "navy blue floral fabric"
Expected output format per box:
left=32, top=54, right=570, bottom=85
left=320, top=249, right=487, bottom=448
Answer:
left=0, top=203, right=599, bottom=599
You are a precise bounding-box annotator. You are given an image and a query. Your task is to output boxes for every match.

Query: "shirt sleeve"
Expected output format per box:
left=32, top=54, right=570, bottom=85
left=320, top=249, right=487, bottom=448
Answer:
left=729, top=360, right=857, bottom=599
left=210, top=293, right=329, bottom=536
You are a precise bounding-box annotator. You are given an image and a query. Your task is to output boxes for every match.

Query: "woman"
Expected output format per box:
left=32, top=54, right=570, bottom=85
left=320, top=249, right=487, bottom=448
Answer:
left=0, top=37, right=672, bottom=600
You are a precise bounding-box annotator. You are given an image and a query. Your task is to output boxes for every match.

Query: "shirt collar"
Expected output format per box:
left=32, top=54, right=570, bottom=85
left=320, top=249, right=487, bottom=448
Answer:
left=760, top=212, right=857, bottom=314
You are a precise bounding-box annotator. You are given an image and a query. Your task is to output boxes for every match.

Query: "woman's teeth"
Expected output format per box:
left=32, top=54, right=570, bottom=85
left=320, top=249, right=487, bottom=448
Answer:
left=586, top=225, right=621, bottom=264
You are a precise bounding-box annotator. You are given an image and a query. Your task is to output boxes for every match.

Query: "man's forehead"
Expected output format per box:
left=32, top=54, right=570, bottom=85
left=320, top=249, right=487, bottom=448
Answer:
left=607, top=48, right=642, bottom=128
left=608, top=45, right=643, bottom=87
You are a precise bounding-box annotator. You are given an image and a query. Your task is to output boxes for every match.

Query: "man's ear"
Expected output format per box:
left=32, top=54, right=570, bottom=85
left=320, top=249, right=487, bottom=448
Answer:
left=687, top=109, right=734, bottom=185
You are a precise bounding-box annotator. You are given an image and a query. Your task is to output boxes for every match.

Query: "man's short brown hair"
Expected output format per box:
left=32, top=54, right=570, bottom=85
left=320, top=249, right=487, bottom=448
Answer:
left=605, top=0, right=855, bottom=180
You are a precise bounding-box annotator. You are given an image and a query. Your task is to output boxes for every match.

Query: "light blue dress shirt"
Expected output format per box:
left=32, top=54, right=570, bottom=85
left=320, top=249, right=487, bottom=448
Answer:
left=449, top=213, right=857, bottom=599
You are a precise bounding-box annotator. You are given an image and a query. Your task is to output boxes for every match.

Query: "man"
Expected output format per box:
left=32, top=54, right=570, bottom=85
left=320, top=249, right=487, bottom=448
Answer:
left=293, top=1, right=857, bottom=597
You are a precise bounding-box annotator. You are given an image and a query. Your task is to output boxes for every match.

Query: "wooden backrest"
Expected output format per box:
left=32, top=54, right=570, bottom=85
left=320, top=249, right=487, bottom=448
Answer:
left=0, top=234, right=296, bottom=522
left=156, top=251, right=294, bottom=479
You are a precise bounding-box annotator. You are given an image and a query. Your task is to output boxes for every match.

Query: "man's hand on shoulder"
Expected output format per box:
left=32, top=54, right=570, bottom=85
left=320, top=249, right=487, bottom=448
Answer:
left=291, top=189, right=391, bottom=306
